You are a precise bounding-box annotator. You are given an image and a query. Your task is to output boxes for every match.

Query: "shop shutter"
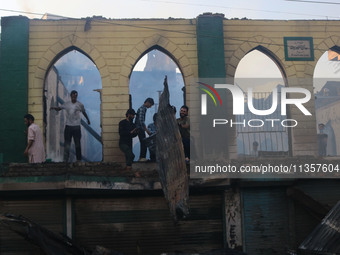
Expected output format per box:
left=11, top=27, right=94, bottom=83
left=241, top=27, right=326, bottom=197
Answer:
left=242, top=187, right=289, bottom=255
left=74, top=192, right=224, bottom=254
left=0, top=199, right=65, bottom=254
left=294, top=179, right=340, bottom=246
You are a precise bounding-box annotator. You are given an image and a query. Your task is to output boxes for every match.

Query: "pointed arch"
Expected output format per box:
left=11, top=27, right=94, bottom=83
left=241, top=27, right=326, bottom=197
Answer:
left=234, top=43, right=291, bottom=157
left=44, top=46, right=96, bottom=80
left=313, top=37, right=340, bottom=156
left=252, top=45, right=288, bottom=83
left=227, top=36, right=286, bottom=81
left=30, top=35, right=109, bottom=133
left=330, top=45, right=340, bottom=54
left=33, top=35, right=109, bottom=93
left=128, top=40, right=188, bottom=162
left=120, top=34, right=194, bottom=92
left=131, top=45, right=184, bottom=78
left=313, top=35, right=340, bottom=78
left=42, top=47, right=103, bottom=162
left=314, top=35, right=340, bottom=61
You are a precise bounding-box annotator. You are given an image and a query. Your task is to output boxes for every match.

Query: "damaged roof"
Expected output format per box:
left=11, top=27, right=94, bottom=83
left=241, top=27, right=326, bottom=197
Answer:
left=299, top=200, right=340, bottom=254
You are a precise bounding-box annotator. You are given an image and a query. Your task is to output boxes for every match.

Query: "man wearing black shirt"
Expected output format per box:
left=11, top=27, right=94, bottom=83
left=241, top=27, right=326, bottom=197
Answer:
left=119, top=109, right=137, bottom=169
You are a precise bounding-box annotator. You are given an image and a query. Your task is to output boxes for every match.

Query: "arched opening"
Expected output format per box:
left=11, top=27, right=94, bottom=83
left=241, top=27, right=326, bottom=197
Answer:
left=314, top=46, right=340, bottom=156
left=44, top=48, right=102, bottom=162
left=234, top=48, right=289, bottom=157
left=129, top=47, right=185, bottom=161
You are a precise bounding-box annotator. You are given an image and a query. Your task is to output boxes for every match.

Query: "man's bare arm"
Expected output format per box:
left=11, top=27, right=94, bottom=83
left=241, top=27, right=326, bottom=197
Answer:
left=82, top=110, right=91, bottom=125
left=24, top=140, right=33, bottom=156
left=50, top=106, right=62, bottom=111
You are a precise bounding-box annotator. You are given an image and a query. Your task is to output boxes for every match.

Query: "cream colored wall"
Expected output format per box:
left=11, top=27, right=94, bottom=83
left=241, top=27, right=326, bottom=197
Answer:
left=316, top=100, right=340, bottom=155
left=223, top=20, right=340, bottom=157
left=28, top=18, right=197, bottom=162
left=28, top=18, right=340, bottom=161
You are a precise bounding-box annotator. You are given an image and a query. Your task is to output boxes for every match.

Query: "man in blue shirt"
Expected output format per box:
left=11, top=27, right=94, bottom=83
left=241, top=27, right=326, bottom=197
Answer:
left=135, top=98, right=154, bottom=162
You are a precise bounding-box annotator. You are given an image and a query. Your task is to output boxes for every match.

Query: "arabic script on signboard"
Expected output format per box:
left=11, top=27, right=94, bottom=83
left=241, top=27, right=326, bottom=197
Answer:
left=287, top=40, right=311, bottom=58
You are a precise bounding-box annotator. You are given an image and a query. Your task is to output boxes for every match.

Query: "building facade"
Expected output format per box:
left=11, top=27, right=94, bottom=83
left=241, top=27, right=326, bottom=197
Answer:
left=1, top=14, right=340, bottom=255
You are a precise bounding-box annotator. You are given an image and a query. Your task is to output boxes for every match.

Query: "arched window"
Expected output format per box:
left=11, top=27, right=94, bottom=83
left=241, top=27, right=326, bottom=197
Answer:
left=234, top=48, right=289, bottom=157
left=129, top=47, right=185, bottom=161
left=44, top=49, right=102, bottom=162
left=314, top=46, right=340, bottom=156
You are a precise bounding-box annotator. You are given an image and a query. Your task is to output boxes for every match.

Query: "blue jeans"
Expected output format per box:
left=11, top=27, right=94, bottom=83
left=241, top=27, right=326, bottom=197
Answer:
left=137, top=128, right=147, bottom=158
left=119, top=143, right=135, bottom=166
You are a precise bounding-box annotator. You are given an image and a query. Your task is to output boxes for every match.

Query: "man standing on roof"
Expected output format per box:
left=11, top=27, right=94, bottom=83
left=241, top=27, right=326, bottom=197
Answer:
left=51, top=90, right=90, bottom=162
left=177, top=105, right=190, bottom=164
left=24, top=114, right=45, bottom=163
left=135, top=97, right=154, bottom=162
left=317, top=123, right=328, bottom=156
left=119, top=109, right=138, bottom=169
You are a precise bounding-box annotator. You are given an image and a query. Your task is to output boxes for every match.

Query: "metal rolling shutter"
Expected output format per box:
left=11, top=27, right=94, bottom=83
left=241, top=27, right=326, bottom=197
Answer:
left=74, top=192, right=224, bottom=254
left=0, top=199, right=65, bottom=254
left=294, top=179, right=340, bottom=246
left=242, top=187, right=289, bottom=255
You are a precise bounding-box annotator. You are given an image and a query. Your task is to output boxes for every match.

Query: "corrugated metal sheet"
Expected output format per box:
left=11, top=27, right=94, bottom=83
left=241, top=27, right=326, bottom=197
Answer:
left=294, top=203, right=320, bottom=247
left=156, top=77, right=189, bottom=221
left=299, top=200, right=340, bottom=254
left=242, top=187, right=289, bottom=255
left=294, top=180, right=340, bottom=246
left=0, top=199, right=65, bottom=254
left=295, top=180, right=340, bottom=207
left=74, top=193, right=224, bottom=254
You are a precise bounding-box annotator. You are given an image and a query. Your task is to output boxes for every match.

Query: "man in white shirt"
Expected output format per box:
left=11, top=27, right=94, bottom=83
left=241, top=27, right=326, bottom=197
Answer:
left=24, top=114, right=45, bottom=163
left=51, top=90, right=90, bottom=162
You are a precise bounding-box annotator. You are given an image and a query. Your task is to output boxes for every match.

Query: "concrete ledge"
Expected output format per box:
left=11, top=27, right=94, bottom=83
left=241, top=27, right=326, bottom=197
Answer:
left=1, top=161, right=159, bottom=177
left=0, top=162, right=230, bottom=193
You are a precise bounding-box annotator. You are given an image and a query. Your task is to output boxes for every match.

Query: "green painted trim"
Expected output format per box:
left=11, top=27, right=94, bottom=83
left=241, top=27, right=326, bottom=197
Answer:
left=196, top=14, right=228, bottom=160
left=0, top=16, right=29, bottom=163
left=63, top=199, right=67, bottom=236
left=71, top=198, right=75, bottom=239
left=69, top=175, right=128, bottom=183
left=222, top=191, right=228, bottom=249
left=284, top=37, right=314, bottom=61
left=0, top=175, right=129, bottom=184
left=196, top=14, right=226, bottom=78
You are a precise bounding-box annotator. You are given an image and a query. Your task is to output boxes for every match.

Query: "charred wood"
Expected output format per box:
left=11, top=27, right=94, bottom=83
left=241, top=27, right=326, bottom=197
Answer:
left=155, top=76, right=190, bottom=221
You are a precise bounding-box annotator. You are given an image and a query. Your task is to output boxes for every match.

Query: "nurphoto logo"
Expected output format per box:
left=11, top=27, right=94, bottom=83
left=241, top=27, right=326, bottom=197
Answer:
left=199, top=82, right=312, bottom=128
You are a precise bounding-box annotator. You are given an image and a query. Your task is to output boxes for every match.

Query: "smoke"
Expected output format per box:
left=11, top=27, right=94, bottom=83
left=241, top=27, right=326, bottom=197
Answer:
left=46, top=151, right=63, bottom=163
left=17, top=0, right=37, bottom=18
